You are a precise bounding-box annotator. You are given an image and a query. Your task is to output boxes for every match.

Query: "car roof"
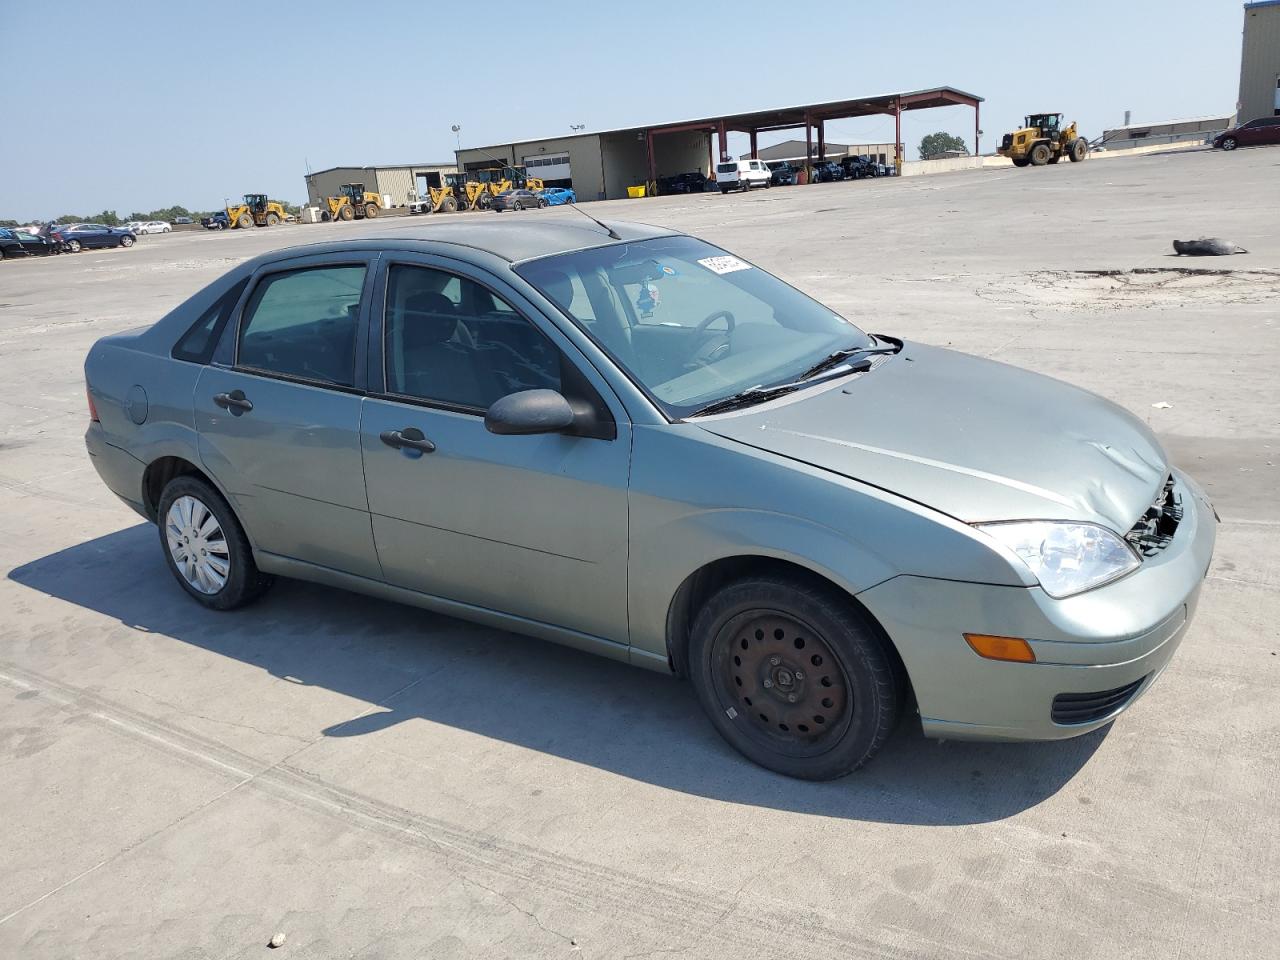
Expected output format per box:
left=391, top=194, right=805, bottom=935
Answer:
left=262, top=218, right=680, bottom=265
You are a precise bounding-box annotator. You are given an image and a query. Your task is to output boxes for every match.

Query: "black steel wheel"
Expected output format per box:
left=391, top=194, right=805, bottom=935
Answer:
left=689, top=575, right=902, bottom=779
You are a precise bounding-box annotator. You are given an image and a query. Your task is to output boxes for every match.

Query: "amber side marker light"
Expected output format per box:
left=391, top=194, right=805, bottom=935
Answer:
left=87, top=385, right=100, bottom=423
left=964, top=634, right=1036, bottom=663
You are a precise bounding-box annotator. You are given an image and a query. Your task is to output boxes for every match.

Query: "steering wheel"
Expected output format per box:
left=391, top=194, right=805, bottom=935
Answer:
left=694, top=309, right=736, bottom=338
left=686, top=309, right=737, bottom=369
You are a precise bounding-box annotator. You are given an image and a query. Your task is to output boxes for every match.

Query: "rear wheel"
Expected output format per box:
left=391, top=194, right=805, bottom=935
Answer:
left=1011, top=157, right=1030, bottom=167
left=1069, top=138, right=1088, bottom=162
left=157, top=476, right=273, bottom=610
left=365, top=203, right=379, bottom=218
left=538, top=198, right=549, bottom=207
left=338, top=204, right=354, bottom=221
left=320, top=211, right=332, bottom=222
left=1029, top=143, right=1052, bottom=166
left=689, top=575, right=902, bottom=780
left=66, top=239, right=82, bottom=252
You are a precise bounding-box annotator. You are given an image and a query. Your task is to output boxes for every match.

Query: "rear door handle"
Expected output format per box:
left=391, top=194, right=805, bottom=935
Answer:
left=379, top=427, right=436, bottom=454
left=213, top=390, right=253, bottom=414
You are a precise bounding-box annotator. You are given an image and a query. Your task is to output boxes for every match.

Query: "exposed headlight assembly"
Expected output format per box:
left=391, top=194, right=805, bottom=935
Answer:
left=978, top=521, right=1140, bottom=599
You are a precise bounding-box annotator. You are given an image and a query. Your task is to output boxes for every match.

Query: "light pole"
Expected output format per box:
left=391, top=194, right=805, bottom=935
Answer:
left=570, top=124, right=585, bottom=133
left=451, top=124, right=461, bottom=152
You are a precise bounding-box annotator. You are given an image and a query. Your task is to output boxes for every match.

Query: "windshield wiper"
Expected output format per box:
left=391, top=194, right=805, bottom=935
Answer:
left=795, top=340, right=899, bottom=382
left=688, top=383, right=804, bottom=417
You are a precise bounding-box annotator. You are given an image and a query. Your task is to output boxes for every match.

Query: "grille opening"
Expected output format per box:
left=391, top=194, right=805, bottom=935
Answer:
left=1051, top=676, right=1147, bottom=725
left=1126, top=475, right=1182, bottom=558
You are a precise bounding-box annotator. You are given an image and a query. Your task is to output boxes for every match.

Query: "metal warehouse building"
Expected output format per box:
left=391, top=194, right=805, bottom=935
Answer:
left=454, top=87, right=981, bottom=201
left=1239, top=0, right=1280, bottom=120
left=304, top=162, right=455, bottom=210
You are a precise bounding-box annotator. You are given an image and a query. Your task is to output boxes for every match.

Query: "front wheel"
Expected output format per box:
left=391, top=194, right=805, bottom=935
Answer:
left=364, top=203, right=379, bottom=218
left=120, top=235, right=135, bottom=247
left=538, top=198, right=549, bottom=207
left=689, top=575, right=902, bottom=780
left=512, top=201, right=523, bottom=211
left=157, top=476, right=273, bottom=610
left=1030, top=143, right=1052, bottom=166
left=1220, top=137, right=1237, bottom=151
left=266, top=213, right=280, bottom=226
left=1069, top=138, right=1088, bottom=162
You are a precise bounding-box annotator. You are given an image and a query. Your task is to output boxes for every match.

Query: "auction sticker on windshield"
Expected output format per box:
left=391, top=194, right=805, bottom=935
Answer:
left=697, top=255, right=752, bottom=275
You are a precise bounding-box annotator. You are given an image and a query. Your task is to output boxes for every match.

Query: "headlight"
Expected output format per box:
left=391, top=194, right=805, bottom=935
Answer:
left=977, top=521, right=1140, bottom=599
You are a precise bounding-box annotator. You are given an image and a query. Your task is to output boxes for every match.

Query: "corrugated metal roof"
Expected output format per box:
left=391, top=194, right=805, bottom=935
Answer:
left=305, top=162, right=455, bottom=177
left=460, top=86, right=982, bottom=154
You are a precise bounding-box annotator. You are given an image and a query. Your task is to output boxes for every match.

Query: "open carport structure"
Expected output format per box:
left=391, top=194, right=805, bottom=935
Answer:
left=454, top=86, right=982, bottom=200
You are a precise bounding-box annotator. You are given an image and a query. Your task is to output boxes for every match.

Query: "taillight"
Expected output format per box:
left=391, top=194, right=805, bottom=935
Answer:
left=87, top=385, right=100, bottom=422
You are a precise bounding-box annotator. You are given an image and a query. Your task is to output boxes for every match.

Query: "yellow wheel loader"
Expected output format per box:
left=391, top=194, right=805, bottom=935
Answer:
left=225, top=193, right=288, bottom=228
left=321, top=182, right=382, bottom=221
left=998, top=114, right=1089, bottom=167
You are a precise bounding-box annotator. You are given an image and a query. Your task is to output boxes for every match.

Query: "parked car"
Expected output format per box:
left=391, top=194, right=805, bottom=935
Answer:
left=1213, top=116, right=1280, bottom=151
left=768, top=162, right=796, bottom=186
left=656, top=172, right=715, bottom=195
left=810, top=160, right=845, bottom=182
left=490, top=189, right=546, bottom=212
left=136, top=220, right=172, bottom=235
left=536, top=187, right=577, bottom=206
left=174, top=216, right=194, bottom=225
left=202, top=211, right=230, bottom=230
left=841, top=155, right=878, bottom=180
left=54, top=223, right=136, bottom=252
left=0, top=227, right=63, bottom=260
left=82, top=219, right=1215, bottom=780
left=124, top=221, right=144, bottom=234
left=714, top=159, right=772, bottom=192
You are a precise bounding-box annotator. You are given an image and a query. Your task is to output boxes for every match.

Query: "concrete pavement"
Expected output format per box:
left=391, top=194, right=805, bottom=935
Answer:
left=1, top=147, right=1276, bottom=959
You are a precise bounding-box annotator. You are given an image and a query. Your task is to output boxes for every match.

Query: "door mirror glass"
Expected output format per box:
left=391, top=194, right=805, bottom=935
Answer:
left=484, top=389, right=575, bottom=435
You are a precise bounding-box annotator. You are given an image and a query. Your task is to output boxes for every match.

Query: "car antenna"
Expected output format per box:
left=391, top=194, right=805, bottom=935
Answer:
left=565, top=201, right=621, bottom=240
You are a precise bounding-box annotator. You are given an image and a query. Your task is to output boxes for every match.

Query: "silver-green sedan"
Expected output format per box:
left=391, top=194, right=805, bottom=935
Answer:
left=84, top=218, right=1215, bottom=779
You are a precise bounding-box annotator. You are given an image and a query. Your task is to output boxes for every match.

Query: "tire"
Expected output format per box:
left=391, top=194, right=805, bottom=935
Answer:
left=0, top=248, right=5, bottom=261
left=266, top=213, right=280, bottom=226
left=365, top=203, right=379, bottom=218
left=157, top=475, right=273, bottom=611
left=742, top=179, right=750, bottom=192
left=1030, top=143, right=1052, bottom=166
left=320, top=211, right=332, bottom=222
left=338, top=204, right=354, bottom=221
left=442, top=197, right=458, bottom=213
left=1047, top=154, right=1060, bottom=164
left=120, top=235, right=134, bottom=247
left=1221, top=137, right=1237, bottom=151
left=688, top=574, right=902, bottom=780
left=1069, top=139, right=1087, bottom=162
left=538, top=198, right=549, bottom=207
left=720, top=187, right=729, bottom=194
left=66, top=239, right=81, bottom=252
left=1011, top=157, right=1030, bottom=167
left=237, top=213, right=253, bottom=228
left=163, top=225, right=171, bottom=233
left=512, top=201, right=523, bottom=211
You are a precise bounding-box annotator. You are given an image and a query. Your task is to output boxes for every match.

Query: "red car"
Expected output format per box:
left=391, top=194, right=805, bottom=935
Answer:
left=1213, top=116, right=1280, bottom=151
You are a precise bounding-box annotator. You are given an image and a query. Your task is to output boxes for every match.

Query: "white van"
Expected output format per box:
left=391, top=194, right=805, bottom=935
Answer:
left=715, top=159, right=772, bottom=193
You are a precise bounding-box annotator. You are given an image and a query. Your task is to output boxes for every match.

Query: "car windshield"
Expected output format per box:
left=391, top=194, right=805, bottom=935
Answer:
left=516, top=235, right=874, bottom=418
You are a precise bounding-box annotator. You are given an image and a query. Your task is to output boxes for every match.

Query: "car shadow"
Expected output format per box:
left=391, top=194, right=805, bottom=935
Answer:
left=8, top=524, right=1106, bottom=825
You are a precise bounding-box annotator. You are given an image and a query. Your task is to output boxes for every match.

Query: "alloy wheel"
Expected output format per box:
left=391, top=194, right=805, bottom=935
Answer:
left=165, top=495, right=230, bottom=595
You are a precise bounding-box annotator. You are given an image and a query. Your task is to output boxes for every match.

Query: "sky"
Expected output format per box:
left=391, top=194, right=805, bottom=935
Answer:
left=0, top=0, right=1250, bottom=222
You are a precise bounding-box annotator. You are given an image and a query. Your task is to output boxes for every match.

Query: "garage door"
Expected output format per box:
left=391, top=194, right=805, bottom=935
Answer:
left=523, top=153, right=571, bottom=181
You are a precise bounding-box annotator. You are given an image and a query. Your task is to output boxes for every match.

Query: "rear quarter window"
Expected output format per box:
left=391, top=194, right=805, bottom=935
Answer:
left=172, top=278, right=249, bottom=364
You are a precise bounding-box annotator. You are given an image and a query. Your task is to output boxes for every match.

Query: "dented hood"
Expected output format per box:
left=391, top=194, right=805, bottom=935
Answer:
left=699, top=342, right=1167, bottom=532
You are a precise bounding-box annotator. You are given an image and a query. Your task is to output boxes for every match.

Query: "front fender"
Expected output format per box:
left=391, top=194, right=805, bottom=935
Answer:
left=626, top=424, right=1025, bottom=666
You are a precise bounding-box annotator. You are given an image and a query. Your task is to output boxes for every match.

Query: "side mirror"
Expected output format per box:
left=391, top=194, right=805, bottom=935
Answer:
left=484, top=389, right=576, bottom=436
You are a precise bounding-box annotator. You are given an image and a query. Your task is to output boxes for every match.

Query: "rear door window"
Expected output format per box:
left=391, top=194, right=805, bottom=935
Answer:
left=237, top=265, right=365, bottom=387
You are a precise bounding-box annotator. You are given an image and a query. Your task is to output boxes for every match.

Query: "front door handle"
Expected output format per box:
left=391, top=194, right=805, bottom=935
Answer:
left=379, top=427, right=436, bottom=454
left=213, top=390, right=253, bottom=415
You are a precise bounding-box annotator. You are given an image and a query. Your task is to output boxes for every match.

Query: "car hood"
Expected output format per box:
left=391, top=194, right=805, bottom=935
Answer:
left=698, top=342, right=1167, bottom=532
